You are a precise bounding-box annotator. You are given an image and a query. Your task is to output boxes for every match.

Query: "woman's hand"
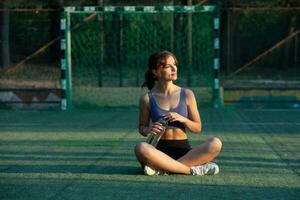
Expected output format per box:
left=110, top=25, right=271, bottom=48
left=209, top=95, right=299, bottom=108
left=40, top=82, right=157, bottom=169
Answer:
left=145, top=121, right=165, bottom=137
left=163, top=112, right=188, bottom=124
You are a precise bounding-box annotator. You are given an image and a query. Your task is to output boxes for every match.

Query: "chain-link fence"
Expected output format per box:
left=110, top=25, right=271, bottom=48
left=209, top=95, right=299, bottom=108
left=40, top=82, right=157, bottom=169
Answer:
left=66, top=6, right=217, bottom=107
left=1, top=1, right=300, bottom=108
left=221, top=7, right=300, bottom=84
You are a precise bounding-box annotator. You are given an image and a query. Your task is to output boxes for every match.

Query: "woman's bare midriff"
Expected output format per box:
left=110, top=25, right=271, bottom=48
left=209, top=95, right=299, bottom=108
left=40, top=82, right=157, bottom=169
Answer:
left=160, top=127, right=188, bottom=140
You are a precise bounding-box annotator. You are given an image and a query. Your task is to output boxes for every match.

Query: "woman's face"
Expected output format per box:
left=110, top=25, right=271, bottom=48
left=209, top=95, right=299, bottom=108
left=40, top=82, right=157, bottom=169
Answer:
left=153, top=56, right=178, bottom=81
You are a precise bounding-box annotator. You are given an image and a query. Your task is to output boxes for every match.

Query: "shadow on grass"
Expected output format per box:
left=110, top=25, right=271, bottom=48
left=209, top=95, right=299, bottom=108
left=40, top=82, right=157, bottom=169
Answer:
left=0, top=165, right=142, bottom=175
left=1, top=107, right=299, bottom=134
left=0, top=178, right=299, bottom=200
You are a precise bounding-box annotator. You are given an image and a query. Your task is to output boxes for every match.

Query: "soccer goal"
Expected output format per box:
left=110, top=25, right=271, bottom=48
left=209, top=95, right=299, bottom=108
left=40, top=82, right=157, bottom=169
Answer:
left=60, top=5, right=221, bottom=109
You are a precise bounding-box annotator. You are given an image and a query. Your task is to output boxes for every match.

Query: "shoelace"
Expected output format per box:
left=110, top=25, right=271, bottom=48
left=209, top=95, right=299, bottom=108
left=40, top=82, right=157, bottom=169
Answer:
left=192, top=165, right=204, bottom=175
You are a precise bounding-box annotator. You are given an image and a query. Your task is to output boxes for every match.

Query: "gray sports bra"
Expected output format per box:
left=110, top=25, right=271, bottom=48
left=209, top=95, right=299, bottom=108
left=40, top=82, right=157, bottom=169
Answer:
left=149, top=88, right=188, bottom=129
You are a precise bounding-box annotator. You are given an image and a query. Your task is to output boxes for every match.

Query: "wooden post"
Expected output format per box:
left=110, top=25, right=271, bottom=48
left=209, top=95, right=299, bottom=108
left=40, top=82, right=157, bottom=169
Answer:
left=119, top=13, right=123, bottom=87
left=283, top=13, right=297, bottom=69
left=295, top=29, right=299, bottom=68
left=226, top=7, right=231, bottom=76
left=170, top=0, right=174, bottom=51
left=97, top=0, right=103, bottom=87
left=0, top=0, right=10, bottom=69
left=187, top=0, right=193, bottom=87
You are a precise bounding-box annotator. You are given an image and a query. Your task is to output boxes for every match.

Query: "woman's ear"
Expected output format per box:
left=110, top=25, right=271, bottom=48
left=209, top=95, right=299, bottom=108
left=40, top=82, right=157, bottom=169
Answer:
left=152, top=69, right=157, bottom=77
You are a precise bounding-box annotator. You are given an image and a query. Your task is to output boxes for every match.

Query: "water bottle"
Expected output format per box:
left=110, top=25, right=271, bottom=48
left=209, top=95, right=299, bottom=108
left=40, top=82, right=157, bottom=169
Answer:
left=146, top=118, right=168, bottom=147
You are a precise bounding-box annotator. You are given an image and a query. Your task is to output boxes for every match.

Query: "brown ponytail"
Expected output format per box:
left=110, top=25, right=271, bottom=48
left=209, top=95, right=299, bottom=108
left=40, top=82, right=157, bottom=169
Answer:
left=142, top=69, right=156, bottom=90
left=142, top=50, right=178, bottom=90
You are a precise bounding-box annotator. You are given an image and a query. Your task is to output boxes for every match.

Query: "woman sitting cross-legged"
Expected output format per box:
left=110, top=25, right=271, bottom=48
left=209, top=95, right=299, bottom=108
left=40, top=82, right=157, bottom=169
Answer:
left=134, top=50, right=222, bottom=176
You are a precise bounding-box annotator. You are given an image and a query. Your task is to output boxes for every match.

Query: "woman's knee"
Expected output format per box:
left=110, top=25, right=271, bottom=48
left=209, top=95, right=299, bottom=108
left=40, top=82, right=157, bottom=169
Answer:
left=207, top=137, right=222, bottom=154
left=134, top=142, right=153, bottom=160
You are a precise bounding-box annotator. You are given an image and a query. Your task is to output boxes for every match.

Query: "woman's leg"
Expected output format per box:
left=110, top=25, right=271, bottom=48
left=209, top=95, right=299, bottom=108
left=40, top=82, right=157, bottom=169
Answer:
left=177, top=137, right=222, bottom=167
left=134, top=142, right=191, bottom=174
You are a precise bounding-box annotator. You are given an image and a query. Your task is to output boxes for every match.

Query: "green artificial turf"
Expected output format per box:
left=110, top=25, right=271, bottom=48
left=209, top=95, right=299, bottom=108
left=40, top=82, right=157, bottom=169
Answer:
left=0, top=107, right=299, bottom=200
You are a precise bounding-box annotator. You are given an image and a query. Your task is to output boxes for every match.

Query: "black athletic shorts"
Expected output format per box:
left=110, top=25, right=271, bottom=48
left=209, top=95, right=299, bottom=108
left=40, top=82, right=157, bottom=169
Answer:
left=156, top=139, right=191, bottom=160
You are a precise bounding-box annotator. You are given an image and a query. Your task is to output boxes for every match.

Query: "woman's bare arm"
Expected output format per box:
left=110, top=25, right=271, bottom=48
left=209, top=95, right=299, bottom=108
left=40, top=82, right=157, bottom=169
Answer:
left=138, top=94, right=150, bottom=136
left=185, top=89, right=202, bottom=133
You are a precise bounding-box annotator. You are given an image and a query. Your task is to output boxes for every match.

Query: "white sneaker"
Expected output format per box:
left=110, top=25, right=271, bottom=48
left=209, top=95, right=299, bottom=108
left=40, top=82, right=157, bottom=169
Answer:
left=144, top=165, right=168, bottom=176
left=190, top=162, right=219, bottom=176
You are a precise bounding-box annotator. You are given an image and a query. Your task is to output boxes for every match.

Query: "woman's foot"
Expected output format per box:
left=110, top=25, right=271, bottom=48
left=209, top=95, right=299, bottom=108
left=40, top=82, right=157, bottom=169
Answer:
left=144, top=165, right=168, bottom=176
left=190, top=162, right=219, bottom=176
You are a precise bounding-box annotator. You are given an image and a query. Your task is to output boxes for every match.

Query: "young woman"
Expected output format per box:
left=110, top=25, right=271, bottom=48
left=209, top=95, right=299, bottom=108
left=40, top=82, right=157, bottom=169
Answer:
left=134, top=50, right=222, bottom=176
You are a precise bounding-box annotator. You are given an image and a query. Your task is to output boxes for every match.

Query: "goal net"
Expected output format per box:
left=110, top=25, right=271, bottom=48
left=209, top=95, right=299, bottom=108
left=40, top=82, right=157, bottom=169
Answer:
left=61, top=6, right=220, bottom=109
